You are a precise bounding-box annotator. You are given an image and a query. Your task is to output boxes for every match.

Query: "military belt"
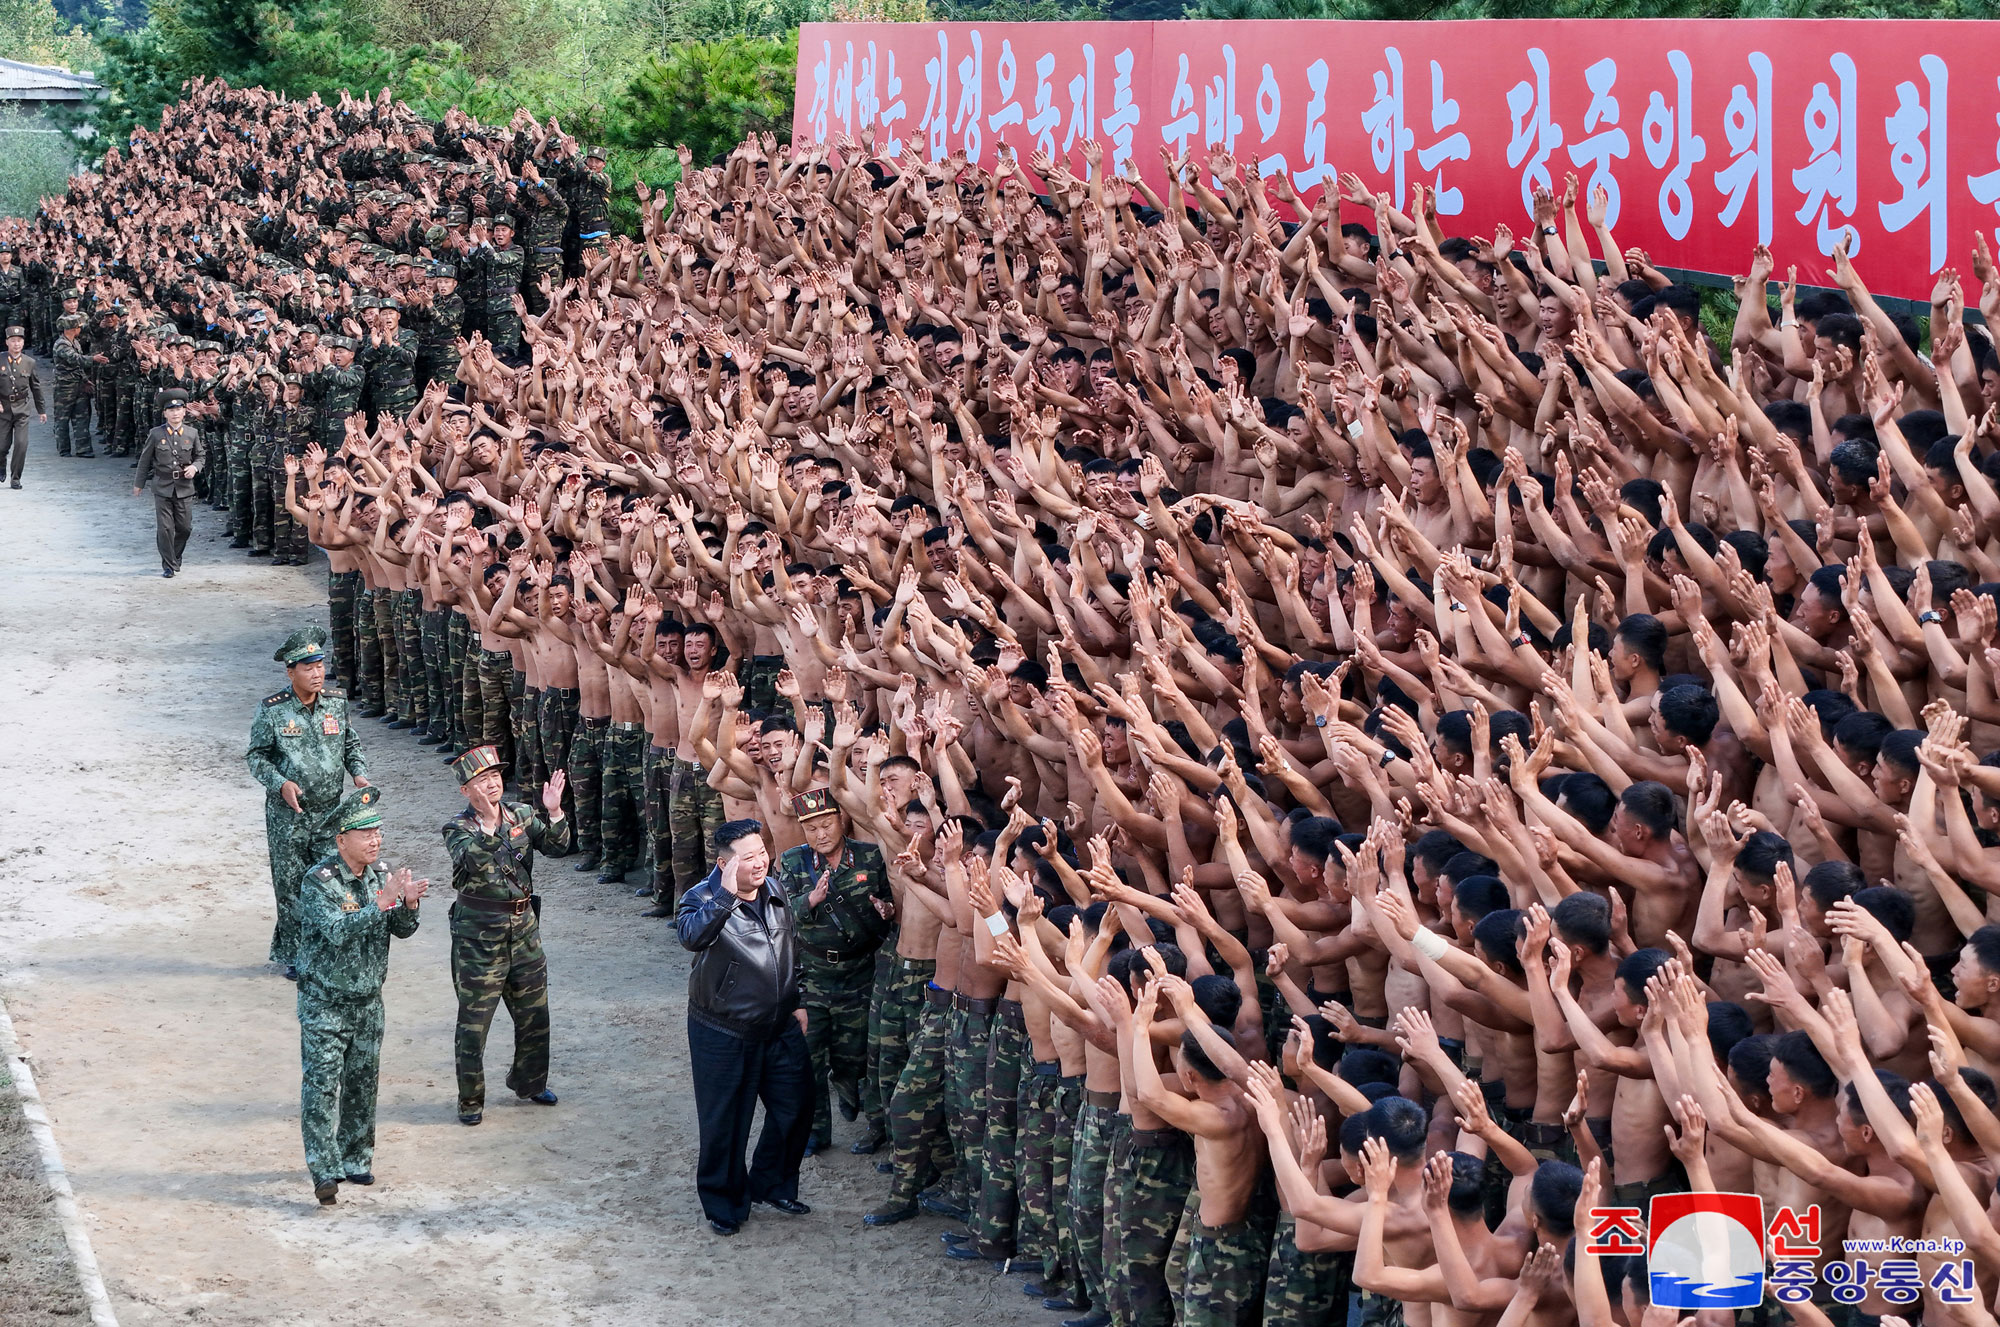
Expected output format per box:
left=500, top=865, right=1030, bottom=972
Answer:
left=924, top=982, right=952, bottom=1009
left=1032, top=1061, right=1062, bottom=1076
left=801, top=940, right=871, bottom=965
left=1085, top=1089, right=1120, bottom=1111
left=953, top=993, right=997, bottom=1017
left=456, top=891, right=533, bottom=916
left=611, top=720, right=643, bottom=732
left=998, top=998, right=1025, bottom=1029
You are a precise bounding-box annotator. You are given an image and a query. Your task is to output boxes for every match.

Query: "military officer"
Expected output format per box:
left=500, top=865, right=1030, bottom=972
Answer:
left=0, top=325, right=46, bottom=489
left=52, top=314, right=94, bottom=458
left=442, top=744, right=573, bottom=1126
left=248, top=627, right=371, bottom=977
left=295, top=786, right=425, bottom=1205
left=774, top=789, right=893, bottom=1155
left=131, top=388, right=206, bottom=577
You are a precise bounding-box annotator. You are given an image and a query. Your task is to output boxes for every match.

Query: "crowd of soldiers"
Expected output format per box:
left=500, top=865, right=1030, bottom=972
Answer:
left=19, top=67, right=2000, bottom=1327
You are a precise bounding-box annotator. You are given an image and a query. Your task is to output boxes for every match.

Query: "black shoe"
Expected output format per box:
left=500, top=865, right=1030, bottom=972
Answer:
left=1023, top=1281, right=1062, bottom=1297
left=9, top=480, right=20, bottom=489
left=459, top=1110, right=482, bottom=1126
left=248, top=547, right=271, bottom=557
left=849, top=1122, right=888, bottom=1155
left=641, top=905, right=673, bottom=917
left=709, top=1218, right=740, bottom=1236
left=161, top=568, right=174, bottom=578
left=282, top=965, right=298, bottom=982
left=597, top=868, right=627, bottom=885
left=519, top=1089, right=558, bottom=1105
left=863, top=1202, right=919, bottom=1227
left=756, top=1197, right=810, bottom=1216
left=1060, top=1313, right=1110, bottom=1327
left=1044, top=1296, right=1087, bottom=1313
left=919, top=1191, right=968, bottom=1221
left=875, top=1161, right=893, bottom=1173
left=941, top=1231, right=970, bottom=1246
left=439, top=748, right=460, bottom=762
left=229, top=539, right=250, bottom=549
left=314, top=1179, right=338, bottom=1206
left=385, top=718, right=410, bottom=730
left=944, top=1243, right=993, bottom=1262
left=359, top=708, right=386, bottom=720
left=633, top=885, right=653, bottom=897
left=416, top=732, right=444, bottom=746
left=803, top=1139, right=822, bottom=1158
left=835, top=1081, right=860, bottom=1122
left=344, top=1172, right=375, bottom=1186
left=572, top=855, right=602, bottom=872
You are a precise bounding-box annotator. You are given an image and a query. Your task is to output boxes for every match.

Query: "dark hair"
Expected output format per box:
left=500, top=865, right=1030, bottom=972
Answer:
left=1833, top=711, right=1894, bottom=765
left=1180, top=1027, right=1229, bottom=1082
left=1340, top=1047, right=1401, bottom=1086
left=1734, top=831, right=1794, bottom=883
left=1616, top=614, right=1669, bottom=674
left=1657, top=685, right=1720, bottom=746
left=1364, top=1096, right=1431, bottom=1162
left=1442, top=1151, right=1487, bottom=1214
left=1851, top=885, right=1915, bottom=943
left=1968, top=924, right=2000, bottom=979
left=1473, top=908, right=1526, bottom=977
left=1707, top=1001, right=1754, bottom=1065
left=1772, top=1029, right=1839, bottom=1098
left=1804, top=860, right=1865, bottom=911
left=1552, top=772, right=1617, bottom=834
left=1618, top=781, right=1678, bottom=839
left=1878, top=729, right=1925, bottom=779
left=1530, top=1162, right=1584, bottom=1238
left=1452, top=875, right=1511, bottom=923
left=1190, top=973, right=1244, bottom=1027
left=1728, top=1032, right=1780, bottom=1097
left=714, top=819, right=766, bottom=855
left=1616, top=948, right=1671, bottom=1004
left=1845, top=1070, right=1913, bottom=1129
left=1551, top=891, right=1612, bottom=956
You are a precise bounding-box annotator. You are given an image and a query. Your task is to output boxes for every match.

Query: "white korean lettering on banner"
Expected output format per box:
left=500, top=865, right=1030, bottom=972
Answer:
left=1364, top=47, right=1414, bottom=210
left=1715, top=51, right=1773, bottom=243
left=807, top=39, right=831, bottom=142
left=877, top=45, right=908, bottom=156
left=1103, top=47, right=1141, bottom=176
left=1506, top=48, right=1565, bottom=218
left=1205, top=46, right=1242, bottom=162
left=953, top=30, right=984, bottom=162
left=1163, top=53, right=1200, bottom=160
left=854, top=41, right=879, bottom=140
left=1793, top=54, right=1859, bottom=256
left=922, top=30, right=951, bottom=162
left=834, top=41, right=854, bottom=138
left=1065, top=44, right=1097, bottom=166
left=1027, top=52, right=1059, bottom=159
left=1641, top=50, right=1706, bottom=241
left=1418, top=60, right=1469, bottom=216
left=1295, top=58, right=1337, bottom=192
left=1254, top=62, right=1286, bottom=178
left=988, top=39, right=1024, bottom=141
left=1969, top=76, right=2000, bottom=215
left=1880, top=54, right=1949, bottom=272
left=1566, top=58, right=1629, bottom=228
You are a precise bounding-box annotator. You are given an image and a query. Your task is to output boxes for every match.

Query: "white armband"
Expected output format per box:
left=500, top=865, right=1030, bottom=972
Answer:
left=1410, top=927, right=1448, bottom=961
left=1346, top=419, right=1364, bottom=439
left=985, top=912, right=1010, bottom=937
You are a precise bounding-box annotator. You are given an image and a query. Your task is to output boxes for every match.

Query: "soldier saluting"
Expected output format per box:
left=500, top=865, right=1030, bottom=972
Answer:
left=774, top=788, right=893, bottom=1156
left=248, top=626, right=370, bottom=979
left=442, top=744, right=572, bottom=1126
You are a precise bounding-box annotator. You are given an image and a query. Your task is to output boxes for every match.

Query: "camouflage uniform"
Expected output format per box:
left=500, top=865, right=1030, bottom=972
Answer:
left=880, top=986, right=957, bottom=1208
left=536, top=686, right=580, bottom=820
left=644, top=747, right=675, bottom=902
left=945, top=996, right=994, bottom=1209
left=970, top=1000, right=1028, bottom=1257
left=868, top=954, right=933, bottom=1144
left=599, top=722, right=647, bottom=877
left=467, top=228, right=525, bottom=356
left=668, top=757, right=724, bottom=900
left=566, top=716, right=608, bottom=862
left=329, top=573, right=364, bottom=696
left=412, top=271, right=465, bottom=392
left=1180, top=1211, right=1274, bottom=1327
left=310, top=351, right=366, bottom=451
left=1262, top=1213, right=1350, bottom=1327
left=1107, top=1124, right=1195, bottom=1327
left=1069, top=1099, right=1117, bottom=1315
left=517, top=177, right=568, bottom=316
left=230, top=384, right=274, bottom=544
left=372, top=587, right=403, bottom=720
left=294, top=814, right=419, bottom=1188
left=563, top=151, right=613, bottom=275
left=476, top=648, right=515, bottom=767
left=246, top=664, right=367, bottom=968
left=395, top=589, right=426, bottom=729
left=776, top=831, right=892, bottom=1150
left=442, top=788, right=574, bottom=1115
left=364, top=325, right=418, bottom=422
left=51, top=321, right=92, bottom=457
left=420, top=607, right=452, bottom=743
left=1015, top=1064, right=1077, bottom=1293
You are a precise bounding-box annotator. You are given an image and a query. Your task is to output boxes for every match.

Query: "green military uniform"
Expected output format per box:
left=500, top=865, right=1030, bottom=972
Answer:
left=363, top=317, right=418, bottom=421
left=0, top=328, right=44, bottom=487
left=668, top=752, right=724, bottom=902
left=1180, top=1206, right=1275, bottom=1327
left=1262, top=1212, right=1350, bottom=1327
left=869, top=983, right=957, bottom=1220
left=311, top=341, right=366, bottom=451
left=247, top=628, right=368, bottom=970
left=516, top=175, right=568, bottom=316
left=52, top=316, right=92, bottom=458
left=134, top=394, right=206, bottom=575
left=1107, top=1121, right=1196, bottom=1327
left=0, top=259, right=22, bottom=336
left=296, top=787, right=420, bottom=1198
left=1015, top=1064, right=1079, bottom=1296
left=865, top=952, right=933, bottom=1153
left=774, top=796, right=892, bottom=1151
left=563, top=147, right=613, bottom=275
left=441, top=743, right=574, bottom=1121
left=971, top=999, right=1028, bottom=1258
left=468, top=218, right=525, bottom=357
left=412, top=263, right=464, bottom=391
left=1068, top=1099, right=1118, bottom=1316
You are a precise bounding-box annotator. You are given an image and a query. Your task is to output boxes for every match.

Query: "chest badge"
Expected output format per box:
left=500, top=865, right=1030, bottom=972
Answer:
left=280, top=719, right=303, bottom=737
left=321, top=715, right=341, bottom=735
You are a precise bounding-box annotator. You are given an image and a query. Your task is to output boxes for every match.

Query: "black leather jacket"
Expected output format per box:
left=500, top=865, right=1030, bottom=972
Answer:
left=675, top=869, right=801, bottom=1040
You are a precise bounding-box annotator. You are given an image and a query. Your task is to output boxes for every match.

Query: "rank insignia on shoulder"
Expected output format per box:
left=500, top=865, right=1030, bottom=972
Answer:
left=264, top=690, right=292, bottom=706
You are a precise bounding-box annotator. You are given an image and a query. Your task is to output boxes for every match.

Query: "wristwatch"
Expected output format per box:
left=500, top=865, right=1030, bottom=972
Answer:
left=1314, top=714, right=1328, bottom=729
left=1920, top=610, right=1943, bottom=625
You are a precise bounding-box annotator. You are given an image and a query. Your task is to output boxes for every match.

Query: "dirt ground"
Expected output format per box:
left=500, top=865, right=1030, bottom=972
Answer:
left=0, top=415, right=1045, bottom=1327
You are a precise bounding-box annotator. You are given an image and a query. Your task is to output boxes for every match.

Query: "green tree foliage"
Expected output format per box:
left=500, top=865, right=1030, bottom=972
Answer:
left=0, top=0, right=100, bottom=69
left=1186, top=0, right=1999, bottom=16
left=0, top=103, right=80, bottom=216
left=610, top=33, right=796, bottom=164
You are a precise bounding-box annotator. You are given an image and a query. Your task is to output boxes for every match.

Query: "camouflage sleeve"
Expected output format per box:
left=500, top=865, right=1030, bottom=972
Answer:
left=441, top=819, right=478, bottom=870
left=388, top=900, right=421, bottom=939
left=298, top=865, right=385, bottom=945
left=528, top=808, right=573, bottom=858
left=246, top=706, right=287, bottom=794
left=343, top=709, right=367, bottom=779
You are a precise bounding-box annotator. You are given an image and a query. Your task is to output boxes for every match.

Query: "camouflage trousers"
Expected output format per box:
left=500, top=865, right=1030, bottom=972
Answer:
left=477, top=650, right=514, bottom=764
left=444, top=616, right=472, bottom=748
left=737, top=655, right=784, bottom=717
left=598, top=725, right=645, bottom=875
left=802, top=955, right=876, bottom=1149
left=1017, top=1065, right=1077, bottom=1290
left=373, top=589, right=402, bottom=717
left=1349, top=1289, right=1407, bottom=1327
left=884, top=993, right=955, bottom=1205
left=249, top=444, right=277, bottom=552
left=945, top=1000, right=993, bottom=1208
left=329, top=572, right=362, bottom=696
left=1181, top=1211, right=1273, bottom=1327
left=567, top=717, right=608, bottom=860
left=1069, top=1100, right=1117, bottom=1313
left=868, top=954, right=931, bottom=1131
left=53, top=390, right=88, bottom=456
left=970, top=1002, right=1028, bottom=1257
left=112, top=376, right=135, bottom=454
left=643, top=747, right=674, bottom=899
left=394, top=590, right=425, bottom=727
left=1107, top=1122, right=1195, bottom=1327
left=450, top=906, right=551, bottom=1112
left=297, top=989, right=384, bottom=1186
left=355, top=588, right=384, bottom=711
left=420, top=608, right=450, bottom=740
left=668, top=758, right=723, bottom=901
left=1262, top=1213, right=1350, bottom=1327
left=226, top=430, right=254, bottom=535
left=265, top=799, right=336, bottom=968
left=513, top=678, right=541, bottom=793
left=536, top=687, right=579, bottom=817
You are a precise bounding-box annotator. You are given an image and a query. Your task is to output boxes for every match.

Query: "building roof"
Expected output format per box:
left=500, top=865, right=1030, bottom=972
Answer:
left=0, top=58, right=100, bottom=102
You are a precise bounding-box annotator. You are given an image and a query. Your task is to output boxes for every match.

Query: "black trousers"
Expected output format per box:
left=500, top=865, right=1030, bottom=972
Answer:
left=154, top=492, right=193, bottom=571
left=687, top=1014, right=811, bottom=1225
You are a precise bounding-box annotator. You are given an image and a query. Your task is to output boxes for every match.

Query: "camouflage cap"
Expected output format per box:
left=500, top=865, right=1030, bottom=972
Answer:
left=327, top=335, right=357, bottom=352
left=59, top=287, right=80, bottom=300
left=282, top=372, right=303, bottom=386
left=790, top=787, right=842, bottom=822
left=452, top=744, right=504, bottom=786
left=427, top=261, right=457, bottom=279
left=490, top=213, right=516, bottom=229
left=175, top=335, right=196, bottom=348
left=256, top=365, right=282, bottom=381
left=194, top=339, right=221, bottom=353
left=586, top=144, right=607, bottom=161
left=58, top=313, right=86, bottom=330
left=334, top=785, right=384, bottom=834
left=275, top=624, right=330, bottom=666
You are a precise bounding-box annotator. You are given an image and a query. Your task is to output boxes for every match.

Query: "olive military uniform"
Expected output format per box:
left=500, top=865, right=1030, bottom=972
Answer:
left=133, top=394, right=206, bottom=574
left=0, top=330, right=45, bottom=486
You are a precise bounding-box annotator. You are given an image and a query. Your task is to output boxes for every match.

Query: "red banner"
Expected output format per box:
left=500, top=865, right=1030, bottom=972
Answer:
left=795, top=19, right=2000, bottom=301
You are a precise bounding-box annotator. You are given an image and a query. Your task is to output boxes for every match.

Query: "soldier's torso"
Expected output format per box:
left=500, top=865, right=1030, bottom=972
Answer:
left=255, top=687, right=353, bottom=807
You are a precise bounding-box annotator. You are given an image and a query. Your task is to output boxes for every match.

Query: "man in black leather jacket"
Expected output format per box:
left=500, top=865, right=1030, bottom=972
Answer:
left=675, top=818, right=812, bottom=1234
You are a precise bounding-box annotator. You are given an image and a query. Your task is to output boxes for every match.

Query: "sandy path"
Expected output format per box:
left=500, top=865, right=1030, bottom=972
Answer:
left=0, top=416, right=1045, bottom=1327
